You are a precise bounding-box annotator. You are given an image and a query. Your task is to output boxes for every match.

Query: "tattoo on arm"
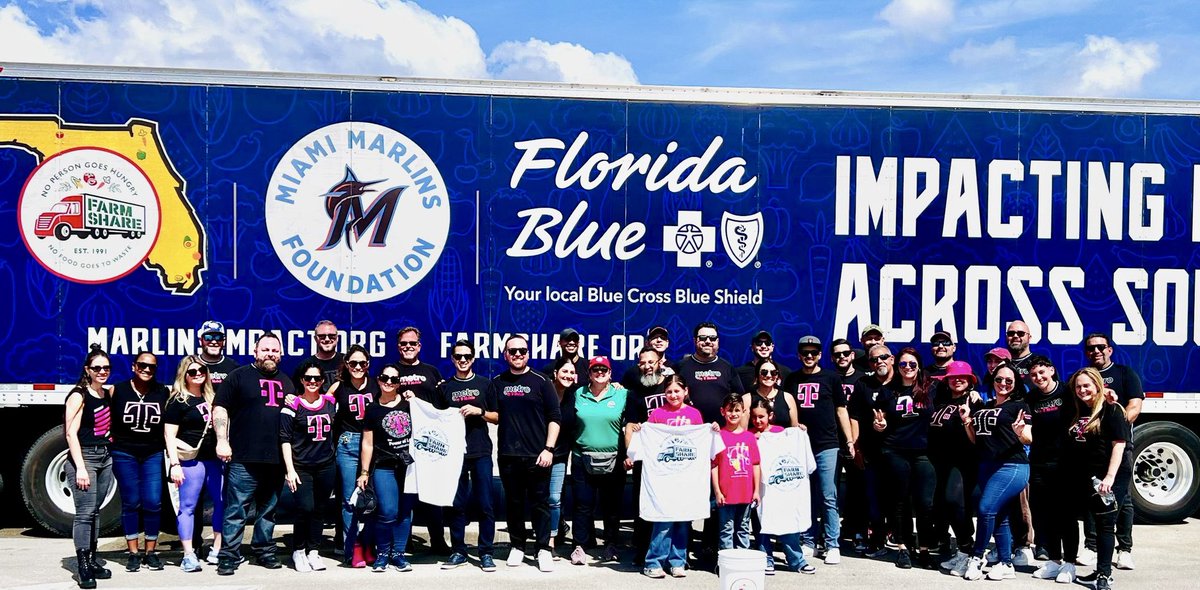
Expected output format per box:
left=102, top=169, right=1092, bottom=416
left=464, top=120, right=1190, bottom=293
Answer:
left=213, top=407, right=230, bottom=442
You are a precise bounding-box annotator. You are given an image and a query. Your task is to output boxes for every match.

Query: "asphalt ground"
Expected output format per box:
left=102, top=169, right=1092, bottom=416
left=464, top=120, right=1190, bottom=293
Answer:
left=1, top=520, right=1196, bottom=590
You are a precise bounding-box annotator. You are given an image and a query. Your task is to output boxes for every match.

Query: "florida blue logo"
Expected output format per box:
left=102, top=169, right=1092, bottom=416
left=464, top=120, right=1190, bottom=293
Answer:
left=656, top=435, right=697, bottom=472
left=266, top=122, right=449, bottom=302
left=767, top=455, right=805, bottom=490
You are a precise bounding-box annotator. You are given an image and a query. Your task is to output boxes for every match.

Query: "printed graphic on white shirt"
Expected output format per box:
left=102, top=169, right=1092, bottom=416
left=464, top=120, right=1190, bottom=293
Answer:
left=629, top=423, right=724, bottom=522
left=757, top=428, right=817, bottom=535
left=409, top=398, right=466, bottom=506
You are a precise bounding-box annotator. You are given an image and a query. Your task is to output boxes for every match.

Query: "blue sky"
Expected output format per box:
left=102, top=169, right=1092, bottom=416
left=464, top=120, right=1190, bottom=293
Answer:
left=1, top=0, right=1195, bottom=99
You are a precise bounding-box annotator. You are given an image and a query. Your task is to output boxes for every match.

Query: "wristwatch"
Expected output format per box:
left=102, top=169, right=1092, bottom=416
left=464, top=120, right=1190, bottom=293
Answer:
left=543, top=445, right=554, bottom=453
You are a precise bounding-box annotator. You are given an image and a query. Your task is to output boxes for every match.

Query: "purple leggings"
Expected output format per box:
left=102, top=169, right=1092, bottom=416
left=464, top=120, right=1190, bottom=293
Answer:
left=177, top=458, right=225, bottom=545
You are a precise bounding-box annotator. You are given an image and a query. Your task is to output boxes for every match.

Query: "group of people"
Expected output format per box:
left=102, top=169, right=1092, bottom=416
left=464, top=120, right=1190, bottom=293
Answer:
left=62, top=318, right=1141, bottom=590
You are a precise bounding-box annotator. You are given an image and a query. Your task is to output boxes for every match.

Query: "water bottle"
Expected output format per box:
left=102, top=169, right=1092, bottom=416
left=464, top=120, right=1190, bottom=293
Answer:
left=1092, top=476, right=1116, bottom=506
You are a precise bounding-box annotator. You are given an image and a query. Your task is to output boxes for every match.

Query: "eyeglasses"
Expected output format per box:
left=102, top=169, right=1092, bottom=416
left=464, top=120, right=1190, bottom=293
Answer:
left=452, top=353, right=473, bottom=361
left=316, top=334, right=337, bottom=342
left=590, top=366, right=610, bottom=374
left=696, top=335, right=718, bottom=342
left=185, top=367, right=208, bottom=377
left=398, top=340, right=419, bottom=347
left=1006, top=330, right=1027, bottom=338
left=898, top=361, right=918, bottom=369
left=994, top=377, right=1016, bottom=385
left=869, top=354, right=892, bottom=364
left=931, top=340, right=953, bottom=347
left=833, top=350, right=854, bottom=358
left=201, top=333, right=224, bottom=342
left=346, top=360, right=369, bottom=369
left=759, top=369, right=780, bottom=377
left=88, top=365, right=111, bottom=372
left=506, top=347, right=528, bottom=356
left=302, top=375, right=324, bottom=383
left=378, top=375, right=402, bottom=384
left=1085, top=344, right=1107, bottom=352
left=135, top=361, right=157, bottom=371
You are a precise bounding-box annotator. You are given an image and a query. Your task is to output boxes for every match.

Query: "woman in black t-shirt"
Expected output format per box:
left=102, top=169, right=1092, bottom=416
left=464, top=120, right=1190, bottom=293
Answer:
left=1065, top=367, right=1132, bottom=590
left=1026, top=356, right=1078, bottom=582
left=281, top=360, right=337, bottom=572
left=357, top=363, right=416, bottom=572
left=740, top=358, right=798, bottom=429
left=109, top=350, right=170, bottom=572
left=63, top=345, right=115, bottom=589
left=326, top=344, right=377, bottom=566
left=929, top=360, right=984, bottom=575
left=163, top=355, right=224, bottom=572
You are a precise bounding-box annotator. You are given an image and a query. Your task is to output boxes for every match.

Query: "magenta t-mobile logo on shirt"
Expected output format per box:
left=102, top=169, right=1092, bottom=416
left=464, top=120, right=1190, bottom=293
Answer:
left=260, top=379, right=286, bottom=407
left=795, top=383, right=820, bottom=408
left=348, top=393, right=373, bottom=420
left=307, top=414, right=332, bottom=441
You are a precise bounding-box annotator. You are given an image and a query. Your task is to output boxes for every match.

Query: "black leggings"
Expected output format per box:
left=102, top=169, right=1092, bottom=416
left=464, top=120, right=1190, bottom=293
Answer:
left=1030, top=463, right=1077, bottom=562
left=291, top=461, right=336, bottom=552
left=882, top=449, right=936, bottom=549
left=1082, top=472, right=1131, bottom=578
left=932, top=453, right=977, bottom=553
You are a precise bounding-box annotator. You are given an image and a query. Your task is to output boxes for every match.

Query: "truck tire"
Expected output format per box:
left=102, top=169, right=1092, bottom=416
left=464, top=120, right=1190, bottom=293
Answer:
left=1132, top=421, right=1200, bottom=523
left=20, top=425, right=121, bottom=536
left=54, top=223, right=71, bottom=240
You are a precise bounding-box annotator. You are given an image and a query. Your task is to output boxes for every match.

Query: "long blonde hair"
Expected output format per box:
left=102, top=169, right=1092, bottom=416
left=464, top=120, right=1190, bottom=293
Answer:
left=172, top=355, right=215, bottom=406
left=1068, top=367, right=1125, bottom=434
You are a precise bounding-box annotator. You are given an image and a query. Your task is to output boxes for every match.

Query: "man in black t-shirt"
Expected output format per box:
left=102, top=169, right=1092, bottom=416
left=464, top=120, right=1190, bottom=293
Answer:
left=1006, top=320, right=1036, bottom=385
left=1085, top=333, right=1144, bottom=570
left=620, top=346, right=667, bottom=565
left=291, top=320, right=343, bottom=393
left=925, top=330, right=956, bottom=382
left=735, top=330, right=792, bottom=392
left=853, top=324, right=885, bottom=374
left=197, top=320, right=240, bottom=386
left=619, top=326, right=675, bottom=386
left=394, top=326, right=448, bottom=554
left=542, top=328, right=589, bottom=384
left=213, top=333, right=295, bottom=575
left=675, top=322, right=743, bottom=424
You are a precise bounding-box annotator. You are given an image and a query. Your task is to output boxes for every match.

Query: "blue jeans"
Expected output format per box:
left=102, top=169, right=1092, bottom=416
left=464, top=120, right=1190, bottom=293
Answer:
left=645, top=521, right=689, bottom=571
left=718, top=503, right=752, bottom=549
left=759, top=532, right=810, bottom=570
left=448, top=455, right=496, bottom=556
left=111, top=448, right=164, bottom=541
left=973, top=461, right=1029, bottom=560
left=219, top=461, right=281, bottom=561
left=372, top=467, right=417, bottom=558
left=801, top=447, right=840, bottom=550
left=336, top=432, right=370, bottom=556
left=549, top=460, right=566, bottom=535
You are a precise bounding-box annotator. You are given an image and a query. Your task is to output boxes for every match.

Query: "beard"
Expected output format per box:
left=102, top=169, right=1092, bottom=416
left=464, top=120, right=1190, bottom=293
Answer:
left=258, top=358, right=278, bottom=373
left=639, top=372, right=663, bottom=388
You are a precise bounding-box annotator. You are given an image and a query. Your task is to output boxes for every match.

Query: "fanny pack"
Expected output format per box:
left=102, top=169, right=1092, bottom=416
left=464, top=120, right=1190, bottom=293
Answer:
left=579, top=451, right=618, bottom=475
left=175, top=417, right=210, bottom=462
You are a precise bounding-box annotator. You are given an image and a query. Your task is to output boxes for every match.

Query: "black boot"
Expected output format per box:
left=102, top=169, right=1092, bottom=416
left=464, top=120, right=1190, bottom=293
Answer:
left=87, top=550, right=112, bottom=579
left=75, top=549, right=97, bottom=589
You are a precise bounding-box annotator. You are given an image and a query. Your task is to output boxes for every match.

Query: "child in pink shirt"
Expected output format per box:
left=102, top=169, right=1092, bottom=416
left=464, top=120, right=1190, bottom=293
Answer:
left=713, top=394, right=761, bottom=550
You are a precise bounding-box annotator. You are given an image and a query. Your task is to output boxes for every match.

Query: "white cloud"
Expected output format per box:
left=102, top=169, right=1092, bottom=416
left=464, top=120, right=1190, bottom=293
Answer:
left=487, top=39, right=639, bottom=85
left=879, top=0, right=955, bottom=35
left=1072, top=35, right=1160, bottom=96
left=949, top=37, right=1018, bottom=65
left=0, top=0, right=636, bottom=84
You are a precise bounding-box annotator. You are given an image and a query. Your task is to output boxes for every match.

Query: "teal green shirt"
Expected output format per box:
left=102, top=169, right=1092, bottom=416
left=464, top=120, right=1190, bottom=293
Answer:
left=569, top=384, right=628, bottom=453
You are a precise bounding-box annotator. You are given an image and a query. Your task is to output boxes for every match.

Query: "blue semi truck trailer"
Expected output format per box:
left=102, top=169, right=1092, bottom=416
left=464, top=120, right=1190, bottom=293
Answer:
left=1, top=62, right=1198, bottom=534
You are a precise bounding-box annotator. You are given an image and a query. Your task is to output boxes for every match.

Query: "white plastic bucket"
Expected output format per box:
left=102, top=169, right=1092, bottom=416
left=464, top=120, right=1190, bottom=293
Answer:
left=718, top=548, right=766, bottom=590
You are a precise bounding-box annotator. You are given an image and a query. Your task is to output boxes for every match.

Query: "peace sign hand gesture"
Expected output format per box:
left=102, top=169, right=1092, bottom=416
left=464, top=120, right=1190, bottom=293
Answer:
left=872, top=409, right=887, bottom=432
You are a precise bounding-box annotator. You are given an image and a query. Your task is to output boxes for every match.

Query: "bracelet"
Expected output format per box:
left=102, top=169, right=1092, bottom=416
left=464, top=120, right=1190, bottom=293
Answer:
left=170, top=462, right=180, bottom=468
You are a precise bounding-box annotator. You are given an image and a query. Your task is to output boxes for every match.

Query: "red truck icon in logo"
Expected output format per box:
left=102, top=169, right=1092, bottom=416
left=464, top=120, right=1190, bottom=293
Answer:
left=34, top=193, right=146, bottom=240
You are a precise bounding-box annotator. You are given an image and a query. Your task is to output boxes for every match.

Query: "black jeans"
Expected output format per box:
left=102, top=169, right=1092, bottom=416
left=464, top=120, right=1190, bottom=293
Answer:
left=570, top=457, right=624, bottom=548
left=66, top=446, right=114, bottom=551
left=881, top=449, right=936, bottom=548
left=499, top=455, right=552, bottom=552
left=1030, top=462, right=1078, bottom=562
left=932, top=452, right=977, bottom=553
left=447, top=455, right=496, bottom=557
left=291, top=461, right=336, bottom=552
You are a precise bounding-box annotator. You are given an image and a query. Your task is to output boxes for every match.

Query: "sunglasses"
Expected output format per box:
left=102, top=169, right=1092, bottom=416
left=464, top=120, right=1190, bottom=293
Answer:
left=398, top=340, right=419, bottom=347
left=453, top=353, right=473, bottom=361
left=869, top=354, right=892, bottom=364
left=316, top=334, right=337, bottom=342
left=833, top=350, right=854, bottom=358
left=201, top=333, right=224, bottom=342
left=506, top=347, right=528, bottom=356
left=185, top=367, right=208, bottom=377
left=590, top=366, right=610, bottom=374
left=88, top=365, right=111, bottom=372
left=799, top=349, right=820, bottom=358
left=898, top=361, right=918, bottom=369
left=379, top=375, right=402, bottom=384
left=931, top=340, right=953, bottom=347
left=696, top=335, right=718, bottom=342
left=1085, top=344, right=1108, bottom=352
left=994, top=377, right=1016, bottom=385
left=1006, top=330, right=1027, bottom=338
left=135, top=361, right=157, bottom=371
left=346, top=360, right=369, bottom=369
left=754, top=340, right=772, bottom=347
left=759, top=369, right=780, bottom=377
left=302, top=375, right=324, bottom=383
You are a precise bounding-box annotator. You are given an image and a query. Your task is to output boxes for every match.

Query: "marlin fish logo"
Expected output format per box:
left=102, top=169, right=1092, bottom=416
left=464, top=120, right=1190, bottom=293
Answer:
left=318, top=166, right=406, bottom=250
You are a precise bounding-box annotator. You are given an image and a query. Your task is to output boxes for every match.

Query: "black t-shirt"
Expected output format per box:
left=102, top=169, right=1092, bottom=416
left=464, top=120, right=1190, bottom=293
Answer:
left=736, top=360, right=792, bottom=394
left=971, top=398, right=1030, bottom=464
left=749, top=389, right=794, bottom=428
left=291, top=353, right=343, bottom=394
left=929, top=391, right=985, bottom=461
left=782, top=370, right=846, bottom=452
left=70, top=388, right=112, bottom=447
left=280, top=394, right=337, bottom=467
left=1010, top=353, right=1036, bottom=389
left=200, top=356, right=241, bottom=387
left=395, top=361, right=443, bottom=405
left=110, top=379, right=169, bottom=455
left=619, top=360, right=675, bottom=391
left=849, top=376, right=886, bottom=456
left=924, top=363, right=950, bottom=382
left=543, top=356, right=590, bottom=385
left=365, top=399, right=412, bottom=470
left=164, top=395, right=217, bottom=461
left=490, top=369, right=562, bottom=458
left=1066, top=400, right=1134, bottom=479
left=332, top=379, right=379, bottom=435
left=438, top=374, right=495, bottom=458
left=214, top=364, right=296, bottom=464
left=1098, top=363, right=1145, bottom=407
left=1027, top=381, right=1070, bottom=465
left=622, top=378, right=667, bottom=424
left=675, top=355, right=743, bottom=424
left=874, top=381, right=933, bottom=452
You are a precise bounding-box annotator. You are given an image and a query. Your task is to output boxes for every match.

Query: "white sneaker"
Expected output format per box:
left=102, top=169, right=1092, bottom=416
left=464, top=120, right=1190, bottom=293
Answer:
left=1076, top=548, right=1096, bottom=566
left=506, top=548, right=525, bottom=567
left=292, top=550, right=312, bottom=573
left=824, top=548, right=841, bottom=565
left=206, top=549, right=221, bottom=565
left=1012, top=546, right=1034, bottom=567
left=1032, top=561, right=1062, bottom=579
left=306, top=550, right=326, bottom=571
left=1115, top=550, right=1135, bottom=570
left=987, top=562, right=1016, bottom=580
left=941, top=551, right=967, bottom=572
left=963, top=556, right=985, bottom=581
left=1055, top=562, right=1076, bottom=584
left=537, top=549, right=554, bottom=572
left=801, top=545, right=815, bottom=558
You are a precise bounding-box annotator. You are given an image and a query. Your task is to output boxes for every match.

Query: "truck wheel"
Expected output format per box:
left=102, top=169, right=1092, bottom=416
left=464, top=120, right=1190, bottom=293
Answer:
left=20, top=426, right=121, bottom=536
left=54, top=224, right=71, bottom=240
left=1132, top=421, right=1200, bottom=523
left=91, top=228, right=103, bottom=238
